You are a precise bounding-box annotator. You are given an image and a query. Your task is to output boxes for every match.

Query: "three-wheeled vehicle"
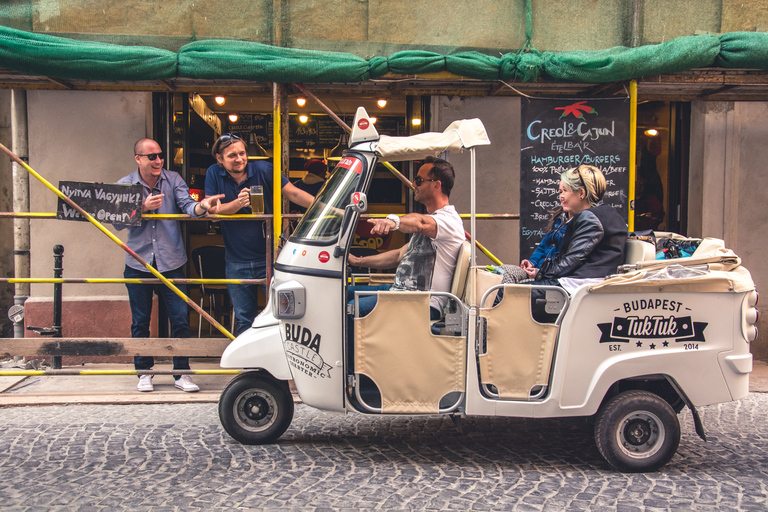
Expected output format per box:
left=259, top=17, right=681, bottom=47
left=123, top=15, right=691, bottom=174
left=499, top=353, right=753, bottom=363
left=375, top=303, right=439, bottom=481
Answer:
left=218, top=107, right=758, bottom=472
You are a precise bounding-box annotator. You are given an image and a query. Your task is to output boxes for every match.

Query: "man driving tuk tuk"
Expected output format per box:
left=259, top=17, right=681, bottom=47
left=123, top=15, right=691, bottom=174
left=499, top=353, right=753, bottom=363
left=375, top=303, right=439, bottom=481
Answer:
left=347, top=156, right=465, bottom=321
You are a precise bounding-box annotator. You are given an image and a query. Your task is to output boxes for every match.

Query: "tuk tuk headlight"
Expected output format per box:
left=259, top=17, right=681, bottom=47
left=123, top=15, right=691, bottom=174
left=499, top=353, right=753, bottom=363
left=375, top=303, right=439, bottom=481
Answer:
left=272, top=281, right=306, bottom=319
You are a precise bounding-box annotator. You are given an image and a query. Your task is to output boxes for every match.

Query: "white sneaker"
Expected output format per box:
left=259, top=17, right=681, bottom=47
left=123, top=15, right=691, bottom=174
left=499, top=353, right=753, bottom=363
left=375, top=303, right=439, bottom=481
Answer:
left=174, top=375, right=199, bottom=392
left=137, top=375, right=153, bottom=392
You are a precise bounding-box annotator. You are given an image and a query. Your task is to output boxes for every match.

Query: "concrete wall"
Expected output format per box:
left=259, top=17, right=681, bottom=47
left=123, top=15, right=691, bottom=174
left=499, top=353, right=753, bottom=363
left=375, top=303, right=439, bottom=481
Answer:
left=27, top=90, right=148, bottom=299
left=433, top=96, right=520, bottom=267
left=689, top=101, right=768, bottom=360
left=9, top=90, right=149, bottom=339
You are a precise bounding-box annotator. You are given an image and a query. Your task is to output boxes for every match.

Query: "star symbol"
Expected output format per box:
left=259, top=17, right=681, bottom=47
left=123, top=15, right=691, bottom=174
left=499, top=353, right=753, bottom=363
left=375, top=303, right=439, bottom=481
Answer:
left=662, top=341, right=669, bottom=347
left=636, top=341, right=643, bottom=348
left=649, top=343, right=656, bottom=350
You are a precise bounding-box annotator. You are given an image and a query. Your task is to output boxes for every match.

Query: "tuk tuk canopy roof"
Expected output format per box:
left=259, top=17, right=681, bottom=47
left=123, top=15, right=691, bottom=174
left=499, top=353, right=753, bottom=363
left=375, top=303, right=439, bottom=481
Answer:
left=375, top=119, right=490, bottom=162
left=2, top=26, right=768, bottom=84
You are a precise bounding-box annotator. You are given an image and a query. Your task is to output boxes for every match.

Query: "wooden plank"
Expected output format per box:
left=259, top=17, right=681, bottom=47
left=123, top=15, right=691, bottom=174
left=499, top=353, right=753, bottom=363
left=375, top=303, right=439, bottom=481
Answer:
left=0, top=338, right=231, bottom=357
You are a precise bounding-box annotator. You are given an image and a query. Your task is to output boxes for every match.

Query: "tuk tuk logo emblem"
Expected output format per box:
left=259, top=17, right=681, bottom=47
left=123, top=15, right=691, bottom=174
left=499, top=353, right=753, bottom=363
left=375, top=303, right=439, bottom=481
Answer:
left=598, top=315, right=707, bottom=345
left=284, top=323, right=333, bottom=379
left=318, top=251, right=330, bottom=263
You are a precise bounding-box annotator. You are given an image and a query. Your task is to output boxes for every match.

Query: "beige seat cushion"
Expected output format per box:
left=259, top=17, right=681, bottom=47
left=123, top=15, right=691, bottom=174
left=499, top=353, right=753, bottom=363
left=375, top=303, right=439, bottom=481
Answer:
left=479, top=286, right=559, bottom=400
left=354, top=291, right=465, bottom=413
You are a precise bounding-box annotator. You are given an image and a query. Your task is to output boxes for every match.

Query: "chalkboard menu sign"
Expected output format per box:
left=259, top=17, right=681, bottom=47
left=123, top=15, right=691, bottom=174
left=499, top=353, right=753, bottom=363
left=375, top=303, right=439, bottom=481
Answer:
left=519, top=98, right=630, bottom=261
left=57, top=181, right=143, bottom=226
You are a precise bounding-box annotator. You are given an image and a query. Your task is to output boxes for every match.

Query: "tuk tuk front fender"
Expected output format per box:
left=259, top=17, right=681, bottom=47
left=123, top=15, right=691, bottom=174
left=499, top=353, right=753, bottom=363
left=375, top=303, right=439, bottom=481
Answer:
left=220, top=323, right=292, bottom=380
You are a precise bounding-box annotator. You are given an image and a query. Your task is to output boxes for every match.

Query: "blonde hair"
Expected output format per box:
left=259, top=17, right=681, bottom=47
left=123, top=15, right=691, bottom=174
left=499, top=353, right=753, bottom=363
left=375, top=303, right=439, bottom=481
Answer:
left=560, top=165, right=606, bottom=205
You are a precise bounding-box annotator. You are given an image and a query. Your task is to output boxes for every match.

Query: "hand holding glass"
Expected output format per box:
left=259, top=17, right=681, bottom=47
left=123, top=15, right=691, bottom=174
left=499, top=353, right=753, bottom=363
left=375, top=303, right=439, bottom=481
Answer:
left=250, top=185, right=264, bottom=214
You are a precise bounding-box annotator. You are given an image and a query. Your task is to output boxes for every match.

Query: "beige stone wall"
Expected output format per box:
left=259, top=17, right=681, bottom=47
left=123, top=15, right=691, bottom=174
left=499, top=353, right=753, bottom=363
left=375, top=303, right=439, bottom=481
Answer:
left=688, top=100, right=768, bottom=361
left=433, top=95, right=520, bottom=268
left=26, top=90, right=148, bottom=299
left=3, top=0, right=768, bottom=54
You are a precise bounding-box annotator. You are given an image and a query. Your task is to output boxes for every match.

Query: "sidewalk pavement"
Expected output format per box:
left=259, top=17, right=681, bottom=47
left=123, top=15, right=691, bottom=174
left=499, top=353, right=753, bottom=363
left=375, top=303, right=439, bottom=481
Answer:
left=0, top=362, right=237, bottom=406
left=1, top=360, right=767, bottom=407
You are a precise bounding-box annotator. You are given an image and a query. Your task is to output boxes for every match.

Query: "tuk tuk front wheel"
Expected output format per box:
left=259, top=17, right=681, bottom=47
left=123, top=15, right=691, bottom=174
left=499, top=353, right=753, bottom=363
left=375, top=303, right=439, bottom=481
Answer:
left=594, top=390, right=680, bottom=473
left=219, top=373, right=294, bottom=445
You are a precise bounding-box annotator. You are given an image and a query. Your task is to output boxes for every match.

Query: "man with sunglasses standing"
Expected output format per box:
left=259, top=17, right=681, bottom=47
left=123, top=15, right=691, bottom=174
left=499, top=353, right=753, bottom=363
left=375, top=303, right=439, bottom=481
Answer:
left=205, top=134, right=314, bottom=335
left=347, top=156, right=465, bottom=322
left=116, top=138, right=224, bottom=393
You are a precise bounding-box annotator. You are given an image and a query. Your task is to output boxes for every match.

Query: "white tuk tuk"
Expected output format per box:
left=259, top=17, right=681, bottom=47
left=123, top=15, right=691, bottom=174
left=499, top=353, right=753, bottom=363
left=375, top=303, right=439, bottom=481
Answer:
left=218, top=107, right=758, bottom=473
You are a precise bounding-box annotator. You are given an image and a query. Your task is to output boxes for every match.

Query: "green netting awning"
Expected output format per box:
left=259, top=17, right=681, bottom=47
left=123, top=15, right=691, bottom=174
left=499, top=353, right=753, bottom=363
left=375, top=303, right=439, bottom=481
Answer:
left=0, top=26, right=176, bottom=81
left=2, top=25, right=768, bottom=84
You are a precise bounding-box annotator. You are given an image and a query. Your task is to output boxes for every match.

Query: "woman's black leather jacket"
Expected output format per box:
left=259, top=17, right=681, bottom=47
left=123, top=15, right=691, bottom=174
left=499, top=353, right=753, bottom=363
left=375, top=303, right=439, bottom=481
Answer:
left=536, top=203, right=627, bottom=280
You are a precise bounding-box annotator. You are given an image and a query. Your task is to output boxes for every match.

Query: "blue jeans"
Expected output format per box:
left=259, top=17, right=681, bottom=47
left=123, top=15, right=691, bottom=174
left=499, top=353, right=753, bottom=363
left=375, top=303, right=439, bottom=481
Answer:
left=124, top=265, right=190, bottom=378
left=226, top=260, right=267, bottom=336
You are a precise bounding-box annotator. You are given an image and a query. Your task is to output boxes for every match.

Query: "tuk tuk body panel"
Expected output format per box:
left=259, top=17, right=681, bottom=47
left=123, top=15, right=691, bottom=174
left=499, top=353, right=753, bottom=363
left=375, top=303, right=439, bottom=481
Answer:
left=555, top=288, right=749, bottom=411
left=219, top=319, right=293, bottom=381
left=273, top=266, right=347, bottom=413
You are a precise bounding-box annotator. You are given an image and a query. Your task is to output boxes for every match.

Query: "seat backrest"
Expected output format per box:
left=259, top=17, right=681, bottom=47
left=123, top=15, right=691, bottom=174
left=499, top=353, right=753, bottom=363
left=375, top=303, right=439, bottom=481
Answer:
left=450, top=240, right=472, bottom=300
left=191, top=245, right=227, bottom=280
left=624, top=239, right=655, bottom=264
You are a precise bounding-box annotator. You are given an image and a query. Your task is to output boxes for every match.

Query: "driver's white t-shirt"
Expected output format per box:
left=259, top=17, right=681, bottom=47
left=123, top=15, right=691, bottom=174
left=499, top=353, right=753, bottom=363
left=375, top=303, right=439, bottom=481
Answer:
left=391, top=205, right=465, bottom=311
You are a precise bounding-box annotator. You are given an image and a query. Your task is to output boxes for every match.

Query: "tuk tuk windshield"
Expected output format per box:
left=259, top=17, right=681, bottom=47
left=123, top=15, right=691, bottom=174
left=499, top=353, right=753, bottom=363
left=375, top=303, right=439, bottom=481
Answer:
left=291, top=157, right=363, bottom=242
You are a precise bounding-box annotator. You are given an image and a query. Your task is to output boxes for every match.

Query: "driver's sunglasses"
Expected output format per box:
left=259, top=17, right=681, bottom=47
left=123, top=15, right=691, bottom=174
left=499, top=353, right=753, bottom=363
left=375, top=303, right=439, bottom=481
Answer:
left=414, top=176, right=439, bottom=186
left=136, top=153, right=164, bottom=161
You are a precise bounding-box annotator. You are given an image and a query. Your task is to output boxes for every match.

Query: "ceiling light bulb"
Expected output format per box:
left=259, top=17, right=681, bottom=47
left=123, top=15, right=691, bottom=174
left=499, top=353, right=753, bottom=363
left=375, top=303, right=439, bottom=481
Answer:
left=228, top=114, right=238, bottom=123
left=644, top=128, right=659, bottom=136
left=296, top=97, right=307, bottom=107
left=411, top=118, right=421, bottom=126
left=377, top=99, right=387, bottom=108
left=299, top=115, right=308, bottom=123
left=215, top=96, right=226, bottom=106
left=369, top=117, right=377, bottom=124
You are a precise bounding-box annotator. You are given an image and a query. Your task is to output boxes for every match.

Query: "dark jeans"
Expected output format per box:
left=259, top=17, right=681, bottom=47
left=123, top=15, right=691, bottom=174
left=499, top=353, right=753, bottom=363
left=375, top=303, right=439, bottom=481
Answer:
left=124, top=265, right=190, bottom=378
left=226, top=260, right=267, bottom=336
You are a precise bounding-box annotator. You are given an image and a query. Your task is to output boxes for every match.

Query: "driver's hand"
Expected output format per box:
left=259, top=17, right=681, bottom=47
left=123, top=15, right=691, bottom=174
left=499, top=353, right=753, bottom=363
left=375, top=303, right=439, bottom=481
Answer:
left=368, top=218, right=394, bottom=235
left=349, top=254, right=363, bottom=266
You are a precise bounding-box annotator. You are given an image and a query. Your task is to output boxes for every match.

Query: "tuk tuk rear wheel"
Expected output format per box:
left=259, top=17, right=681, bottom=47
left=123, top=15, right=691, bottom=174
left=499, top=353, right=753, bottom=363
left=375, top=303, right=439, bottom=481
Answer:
left=218, top=373, right=294, bottom=445
left=594, top=390, right=680, bottom=473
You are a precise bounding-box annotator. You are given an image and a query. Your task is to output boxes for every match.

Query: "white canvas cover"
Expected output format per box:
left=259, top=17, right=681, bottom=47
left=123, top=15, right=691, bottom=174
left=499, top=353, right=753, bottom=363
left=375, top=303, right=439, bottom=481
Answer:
left=374, top=118, right=490, bottom=162
left=589, top=237, right=755, bottom=294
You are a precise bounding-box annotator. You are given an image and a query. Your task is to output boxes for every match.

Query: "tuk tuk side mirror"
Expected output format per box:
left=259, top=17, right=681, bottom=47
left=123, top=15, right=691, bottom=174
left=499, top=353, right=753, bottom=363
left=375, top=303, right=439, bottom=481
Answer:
left=350, top=191, right=367, bottom=213
left=334, top=192, right=367, bottom=258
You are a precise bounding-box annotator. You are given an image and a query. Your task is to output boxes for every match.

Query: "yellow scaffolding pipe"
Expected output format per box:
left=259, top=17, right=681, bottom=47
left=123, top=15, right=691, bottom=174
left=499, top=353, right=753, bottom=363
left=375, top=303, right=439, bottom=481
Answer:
left=629, top=79, right=638, bottom=232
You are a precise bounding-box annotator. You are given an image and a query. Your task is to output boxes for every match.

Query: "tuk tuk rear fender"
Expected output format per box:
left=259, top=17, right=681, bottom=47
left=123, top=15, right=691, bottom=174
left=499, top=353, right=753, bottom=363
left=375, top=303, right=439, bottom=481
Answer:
left=220, top=320, right=292, bottom=381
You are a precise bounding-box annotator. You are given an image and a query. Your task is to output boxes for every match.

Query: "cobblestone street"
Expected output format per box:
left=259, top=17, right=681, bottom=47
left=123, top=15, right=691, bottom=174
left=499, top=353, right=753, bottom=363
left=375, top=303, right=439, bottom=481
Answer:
left=0, top=393, right=766, bottom=511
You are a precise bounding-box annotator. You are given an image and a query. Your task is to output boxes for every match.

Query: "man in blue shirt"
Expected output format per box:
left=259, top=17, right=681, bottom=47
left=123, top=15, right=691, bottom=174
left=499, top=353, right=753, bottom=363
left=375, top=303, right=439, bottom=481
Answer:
left=116, top=138, right=223, bottom=393
left=205, top=134, right=314, bottom=335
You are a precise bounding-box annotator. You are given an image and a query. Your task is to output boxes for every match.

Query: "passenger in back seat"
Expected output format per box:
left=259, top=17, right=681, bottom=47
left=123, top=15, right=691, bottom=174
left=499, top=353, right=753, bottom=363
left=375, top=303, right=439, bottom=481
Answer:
left=499, top=206, right=569, bottom=284
left=533, top=165, right=627, bottom=292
